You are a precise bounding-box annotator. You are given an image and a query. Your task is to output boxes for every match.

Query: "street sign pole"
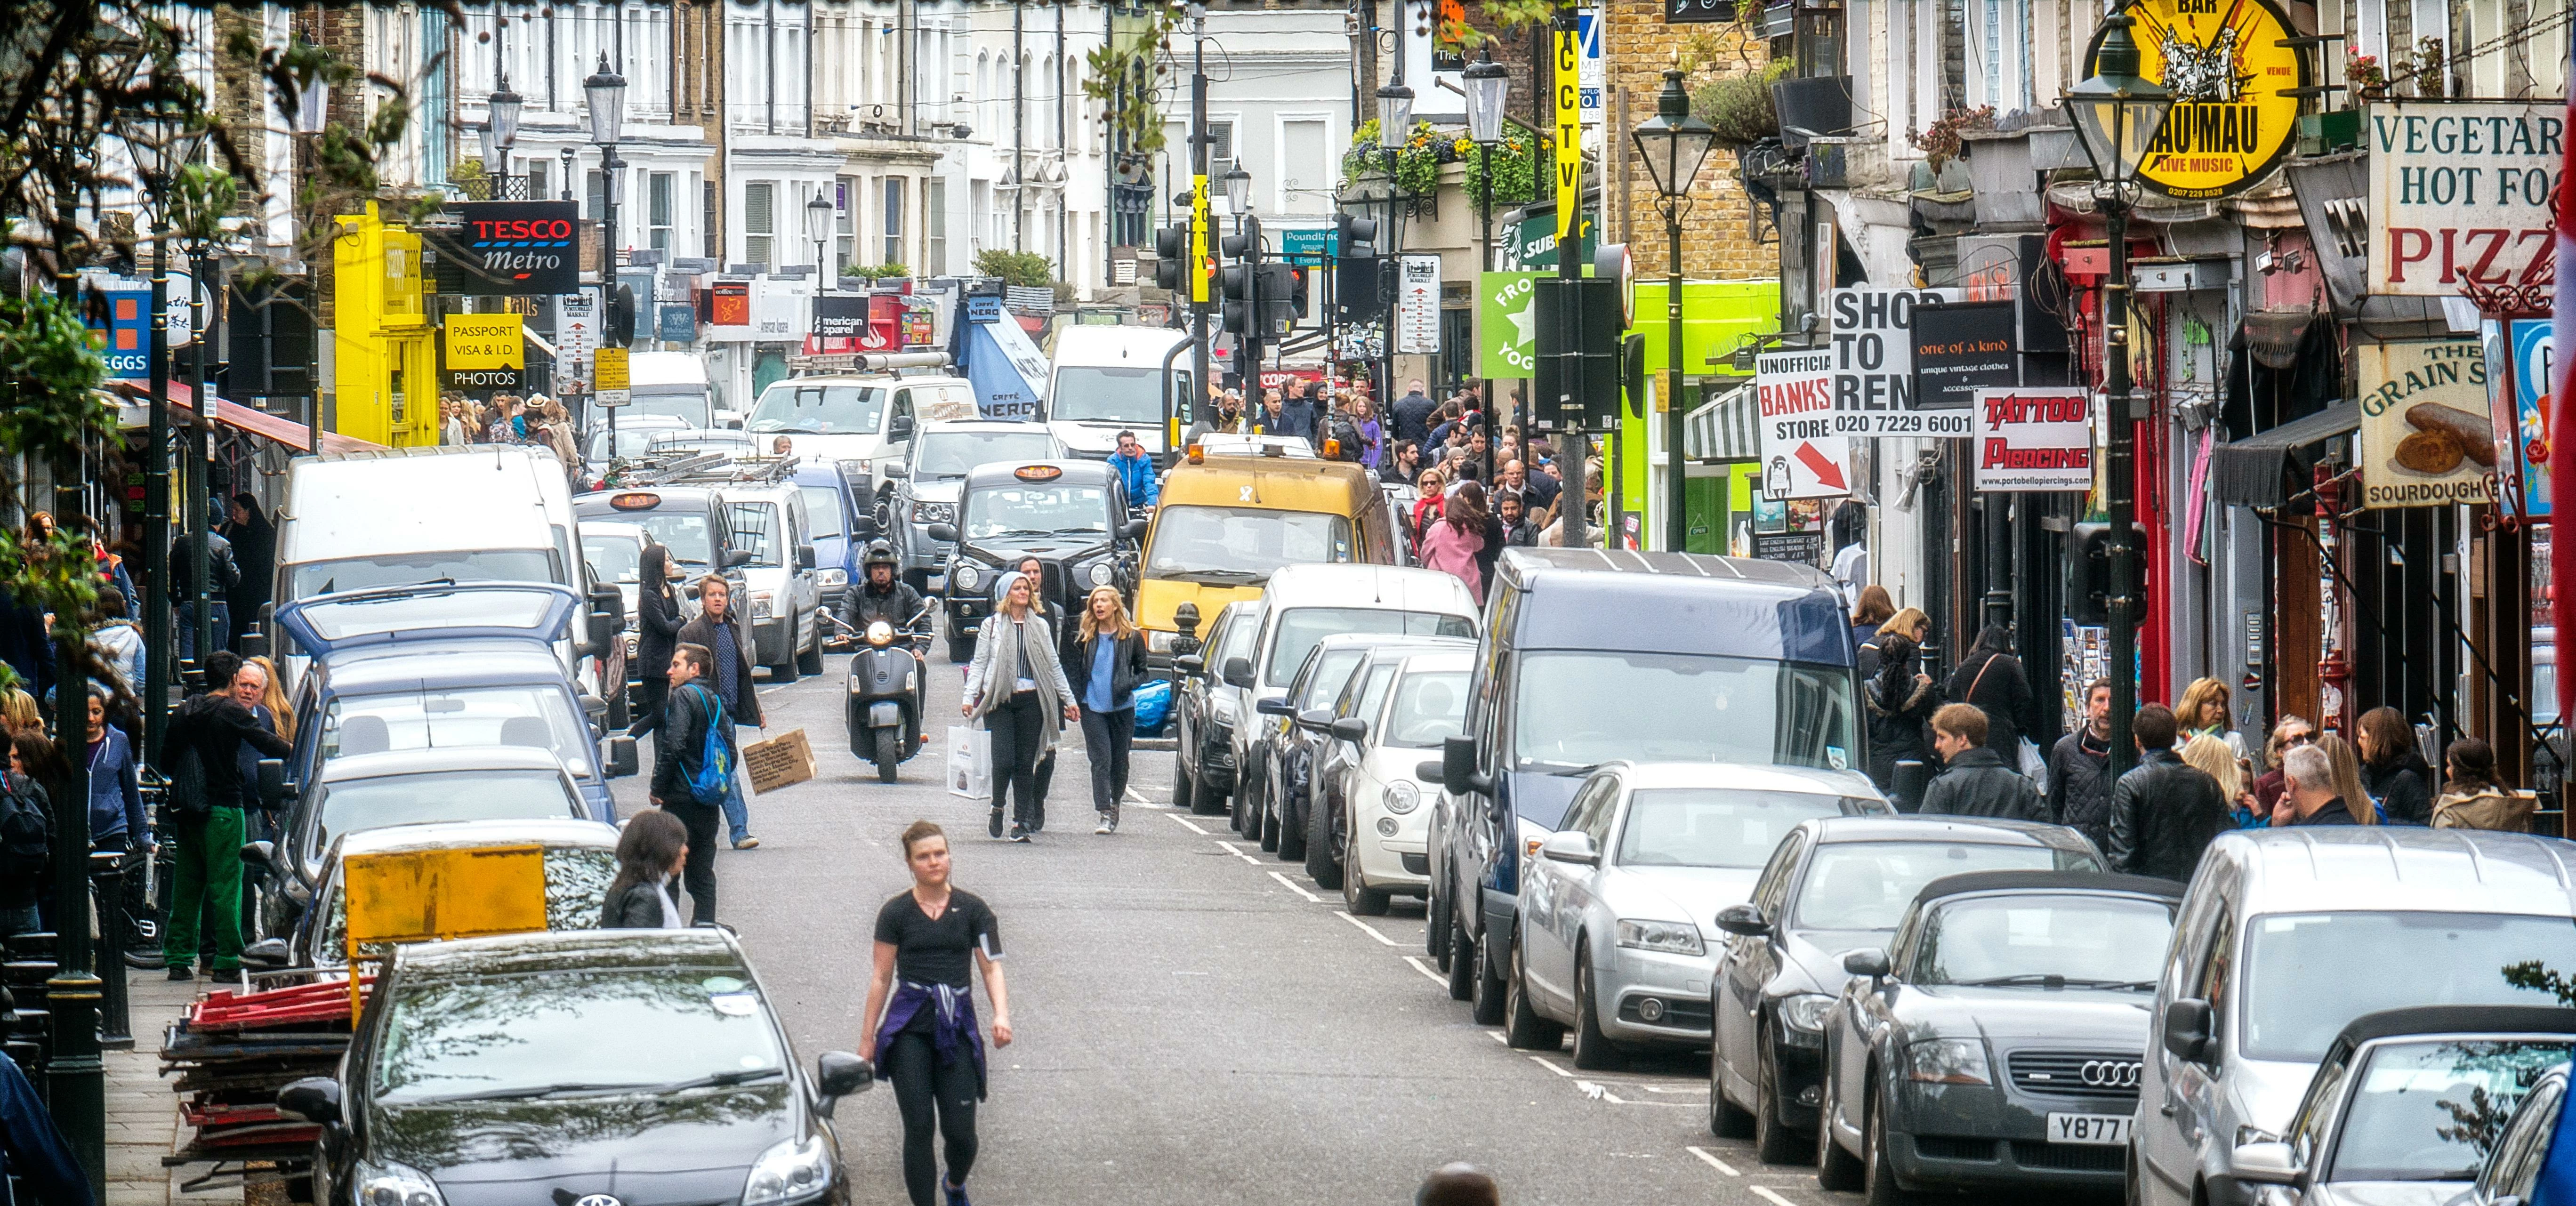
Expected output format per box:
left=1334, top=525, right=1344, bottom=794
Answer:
left=1189, top=3, right=1212, bottom=413
left=1553, top=8, right=1587, bottom=552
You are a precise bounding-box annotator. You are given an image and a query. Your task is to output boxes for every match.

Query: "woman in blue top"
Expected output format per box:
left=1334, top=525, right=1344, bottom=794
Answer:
left=1064, top=587, right=1148, bottom=834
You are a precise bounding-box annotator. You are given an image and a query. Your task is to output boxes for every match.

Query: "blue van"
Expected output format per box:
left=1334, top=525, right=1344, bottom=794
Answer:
left=1425, top=548, right=1863, bottom=1024
left=791, top=459, right=872, bottom=623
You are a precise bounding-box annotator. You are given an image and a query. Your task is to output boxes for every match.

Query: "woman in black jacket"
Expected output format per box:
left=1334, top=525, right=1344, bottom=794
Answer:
left=1946, top=622, right=2037, bottom=760
left=1865, top=633, right=1939, bottom=811
left=2356, top=705, right=2434, bottom=824
left=626, top=543, right=685, bottom=744
left=600, top=808, right=690, bottom=928
left=1065, top=587, right=1149, bottom=834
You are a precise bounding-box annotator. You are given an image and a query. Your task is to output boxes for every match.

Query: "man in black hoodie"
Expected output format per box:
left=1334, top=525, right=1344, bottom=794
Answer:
left=161, top=651, right=292, bottom=979
left=650, top=643, right=727, bottom=923
left=2047, top=680, right=2116, bottom=849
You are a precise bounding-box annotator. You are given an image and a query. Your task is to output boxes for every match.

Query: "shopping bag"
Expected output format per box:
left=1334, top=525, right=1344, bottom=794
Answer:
left=1132, top=678, right=1173, bottom=736
left=947, top=725, right=991, bottom=800
left=742, top=728, right=817, bottom=795
left=2018, top=737, right=2049, bottom=795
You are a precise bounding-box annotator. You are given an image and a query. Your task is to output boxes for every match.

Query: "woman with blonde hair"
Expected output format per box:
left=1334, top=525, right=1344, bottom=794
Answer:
left=0, top=689, right=39, bottom=739
left=1066, top=586, right=1147, bottom=834
left=2174, top=677, right=2246, bottom=759
left=245, top=655, right=296, bottom=744
left=1876, top=606, right=1930, bottom=646
left=2178, top=733, right=2256, bottom=826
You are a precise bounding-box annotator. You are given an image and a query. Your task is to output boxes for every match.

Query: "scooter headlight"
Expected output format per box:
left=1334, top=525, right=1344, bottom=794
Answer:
left=866, top=621, right=894, bottom=647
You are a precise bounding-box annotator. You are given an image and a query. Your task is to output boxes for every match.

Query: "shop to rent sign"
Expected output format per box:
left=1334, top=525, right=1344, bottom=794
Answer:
left=1755, top=349, right=1850, bottom=500
left=2366, top=102, right=2562, bottom=296
left=1825, top=288, right=1966, bottom=437
left=1972, top=389, right=2093, bottom=492
left=2357, top=338, right=2495, bottom=507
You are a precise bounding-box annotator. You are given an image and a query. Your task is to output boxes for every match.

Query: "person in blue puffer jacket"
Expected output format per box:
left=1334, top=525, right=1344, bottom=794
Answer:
left=1106, top=430, right=1158, bottom=509
left=81, top=688, right=145, bottom=854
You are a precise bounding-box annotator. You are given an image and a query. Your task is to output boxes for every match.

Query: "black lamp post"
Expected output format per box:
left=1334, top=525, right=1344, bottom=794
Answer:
left=1630, top=66, right=1717, bottom=555
left=286, top=49, right=330, bottom=451
left=124, top=111, right=187, bottom=764
left=2065, top=0, right=2172, bottom=780
left=806, top=191, right=834, bottom=279
left=587, top=55, right=626, bottom=438
left=480, top=75, right=525, bottom=199
left=1465, top=47, right=1507, bottom=482
left=1373, top=76, right=1412, bottom=404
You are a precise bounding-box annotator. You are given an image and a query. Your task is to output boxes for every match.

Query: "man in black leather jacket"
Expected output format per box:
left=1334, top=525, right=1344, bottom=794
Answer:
left=838, top=543, right=928, bottom=648
left=1918, top=704, right=2045, bottom=821
left=2107, top=703, right=2232, bottom=881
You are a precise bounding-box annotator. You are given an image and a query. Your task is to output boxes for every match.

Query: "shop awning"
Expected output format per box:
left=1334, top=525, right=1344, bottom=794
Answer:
left=2209, top=401, right=2360, bottom=508
left=1684, top=381, right=1760, bottom=462
left=108, top=381, right=383, bottom=455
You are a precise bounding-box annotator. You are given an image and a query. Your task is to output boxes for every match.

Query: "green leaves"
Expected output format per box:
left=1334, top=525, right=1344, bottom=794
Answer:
left=973, top=250, right=1055, bottom=291
left=0, top=293, right=112, bottom=464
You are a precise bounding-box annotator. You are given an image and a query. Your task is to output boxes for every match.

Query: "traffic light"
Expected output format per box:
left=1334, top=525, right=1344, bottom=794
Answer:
left=1154, top=222, right=1188, bottom=292
left=1334, top=212, right=1386, bottom=324
left=1219, top=215, right=1265, bottom=338
left=2069, top=523, right=2152, bottom=626
left=606, top=282, right=637, bottom=348
left=1530, top=276, right=1625, bottom=430
left=1336, top=212, right=1379, bottom=259
left=1256, top=262, right=1301, bottom=335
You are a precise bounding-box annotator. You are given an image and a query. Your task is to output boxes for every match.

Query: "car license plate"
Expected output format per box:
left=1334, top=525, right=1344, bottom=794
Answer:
left=2047, top=1113, right=2130, bottom=1146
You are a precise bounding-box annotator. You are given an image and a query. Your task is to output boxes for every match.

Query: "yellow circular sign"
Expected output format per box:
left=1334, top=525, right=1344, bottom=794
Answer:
left=2085, top=0, right=2310, bottom=201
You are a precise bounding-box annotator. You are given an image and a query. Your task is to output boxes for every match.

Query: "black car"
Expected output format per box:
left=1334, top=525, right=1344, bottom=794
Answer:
left=930, top=459, right=1145, bottom=663
left=1172, top=600, right=1262, bottom=816
left=1250, top=633, right=1471, bottom=863
left=278, top=928, right=870, bottom=1206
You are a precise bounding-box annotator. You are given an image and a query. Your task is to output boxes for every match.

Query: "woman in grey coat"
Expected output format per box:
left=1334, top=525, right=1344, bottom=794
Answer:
left=963, top=573, right=1077, bottom=842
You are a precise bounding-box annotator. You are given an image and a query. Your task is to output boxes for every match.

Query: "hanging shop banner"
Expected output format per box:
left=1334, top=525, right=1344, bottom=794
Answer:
left=1972, top=388, right=2094, bottom=492
left=2356, top=338, right=2496, bottom=508
left=2364, top=101, right=2562, bottom=297
left=1910, top=301, right=2018, bottom=412
left=1755, top=348, right=1850, bottom=500
left=1825, top=287, right=1961, bottom=436
left=1476, top=271, right=1540, bottom=379
left=87, top=289, right=152, bottom=380
left=2084, top=0, right=2307, bottom=201
left=1396, top=254, right=1441, bottom=355
left=2512, top=318, right=2553, bottom=517
left=428, top=201, right=582, bottom=295
left=811, top=294, right=870, bottom=341
left=711, top=281, right=751, bottom=330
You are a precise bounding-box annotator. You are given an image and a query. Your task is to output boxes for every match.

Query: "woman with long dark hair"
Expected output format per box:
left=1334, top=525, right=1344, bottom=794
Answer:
left=599, top=809, right=690, bottom=928
left=1945, top=622, right=2037, bottom=759
left=1865, top=631, right=1938, bottom=810
left=625, top=542, right=686, bottom=755
left=1850, top=584, right=1895, bottom=678
left=860, top=820, right=1012, bottom=1206
left=2356, top=705, right=2433, bottom=825
left=1419, top=480, right=1491, bottom=602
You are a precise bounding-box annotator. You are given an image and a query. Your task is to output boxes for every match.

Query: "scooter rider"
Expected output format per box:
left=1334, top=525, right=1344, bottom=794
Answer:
left=842, top=542, right=930, bottom=651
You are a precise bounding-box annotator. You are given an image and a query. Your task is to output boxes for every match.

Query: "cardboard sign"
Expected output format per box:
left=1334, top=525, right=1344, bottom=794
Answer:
left=1755, top=348, right=1850, bottom=500
left=2365, top=102, right=2563, bottom=296
left=1825, top=288, right=1964, bottom=436
left=2357, top=338, right=2495, bottom=508
left=1972, top=388, right=2094, bottom=492
left=2091, top=0, right=2306, bottom=201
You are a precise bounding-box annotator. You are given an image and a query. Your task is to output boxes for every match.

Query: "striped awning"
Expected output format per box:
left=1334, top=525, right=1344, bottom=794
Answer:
left=1684, top=381, right=1760, bottom=462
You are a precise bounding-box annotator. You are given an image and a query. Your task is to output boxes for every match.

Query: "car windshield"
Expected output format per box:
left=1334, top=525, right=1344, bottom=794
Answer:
left=291, top=589, right=563, bottom=643
left=624, top=389, right=714, bottom=427
left=1513, top=651, right=1856, bottom=773
left=2323, top=1039, right=2572, bottom=1182
left=581, top=535, right=644, bottom=584
left=1615, top=788, right=1874, bottom=870
left=288, top=549, right=562, bottom=601
left=311, top=770, right=583, bottom=862
left=1911, top=893, right=2174, bottom=987
left=2241, top=913, right=2576, bottom=1061
left=588, top=426, right=685, bottom=461
left=1793, top=842, right=2096, bottom=932
left=1265, top=609, right=1473, bottom=684
left=963, top=483, right=1109, bottom=541
left=321, top=845, right=615, bottom=967
left=917, top=431, right=1060, bottom=479
left=1052, top=365, right=1173, bottom=424
left=797, top=487, right=845, bottom=539
left=730, top=501, right=783, bottom=567
left=1383, top=670, right=1468, bottom=748
left=749, top=383, right=886, bottom=434
left=609, top=509, right=716, bottom=567
left=1147, top=506, right=1354, bottom=579
left=320, top=686, right=596, bottom=780
left=1296, top=650, right=1370, bottom=711
left=371, top=966, right=785, bottom=1104
left=1215, top=609, right=1263, bottom=668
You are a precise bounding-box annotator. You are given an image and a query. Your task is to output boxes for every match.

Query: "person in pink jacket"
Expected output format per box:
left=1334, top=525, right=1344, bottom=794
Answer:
left=1419, top=480, right=1491, bottom=603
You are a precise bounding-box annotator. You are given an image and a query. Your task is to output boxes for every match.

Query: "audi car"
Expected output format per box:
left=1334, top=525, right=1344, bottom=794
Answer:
left=1812, top=869, right=2180, bottom=1199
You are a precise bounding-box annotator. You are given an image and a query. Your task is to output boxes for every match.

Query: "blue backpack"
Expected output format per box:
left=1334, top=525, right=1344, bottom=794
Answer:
left=681, top=683, right=733, bottom=804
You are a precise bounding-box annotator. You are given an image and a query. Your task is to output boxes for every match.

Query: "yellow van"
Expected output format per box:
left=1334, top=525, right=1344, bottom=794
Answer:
left=1137, top=454, right=1399, bottom=656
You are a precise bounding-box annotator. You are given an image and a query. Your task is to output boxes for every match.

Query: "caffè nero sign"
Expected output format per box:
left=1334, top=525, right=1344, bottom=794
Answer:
left=2083, top=0, right=2307, bottom=201
left=427, top=201, right=582, bottom=296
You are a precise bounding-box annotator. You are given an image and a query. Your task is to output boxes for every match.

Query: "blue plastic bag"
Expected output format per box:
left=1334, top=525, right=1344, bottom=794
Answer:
left=1132, top=678, right=1173, bottom=736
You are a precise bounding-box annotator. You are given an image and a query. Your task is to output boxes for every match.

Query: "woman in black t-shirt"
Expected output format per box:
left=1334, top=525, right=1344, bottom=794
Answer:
left=860, top=820, right=1013, bottom=1206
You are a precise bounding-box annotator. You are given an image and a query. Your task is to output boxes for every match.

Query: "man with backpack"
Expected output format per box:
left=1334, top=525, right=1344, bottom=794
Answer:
left=650, top=643, right=733, bottom=924
left=160, top=651, right=292, bottom=980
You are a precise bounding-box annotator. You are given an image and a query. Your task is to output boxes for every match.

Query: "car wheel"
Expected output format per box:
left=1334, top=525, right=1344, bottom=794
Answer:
left=945, top=628, right=974, bottom=664
left=1446, top=913, right=1477, bottom=1002
left=1426, top=875, right=1453, bottom=969
left=797, top=629, right=826, bottom=675
left=1710, top=1032, right=1758, bottom=1138
left=607, top=684, right=630, bottom=732
left=1342, top=828, right=1390, bottom=916
left=768, top=645, right=798, bottom=684
left=873, top=728, right=901, bottom=784
left=1469, top=925, right=1508, bottom=1025
left=1256, top=769, right=1281, bottom=852
left=1306, top=794, right=1343, bottom=889
left=1754, top=1024, right=1808, bottom=1165
left=1816, top=1053, right=1864, bottom=1191
left=1504, top=933, right=1565, bottom=1050
left=1570, top=950, right=1622, bottom=1071
left=1232, top=762, right=1259, bottom=836
left=1173, top=755, right=1198, bottom=813
left=1862, top=1086, right=1918, bottom=1206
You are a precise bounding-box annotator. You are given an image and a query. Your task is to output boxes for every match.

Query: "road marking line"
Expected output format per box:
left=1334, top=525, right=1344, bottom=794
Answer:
left=1126, top=786, right=1153, bottom=804
left=1529, top=1055, right=1574, bottom=1077
left=1268, top=871, right=1323, bottom=903
left=1747, top=1186, right=1800, bottom=1206
left=1577, top=1079, right=1626, bottom=1103
left=1337, top=912, right=1398, bottom=946
left=1401, top=956, right=1447, bottom=985
left=1165, top=814, right=1208, bottom=835
left=1685, top=1146, right=1740, bottom=1176
left=1214, top=841, right=1263, bottom=866
left=1486, top=1030, right=1509, bottom=1045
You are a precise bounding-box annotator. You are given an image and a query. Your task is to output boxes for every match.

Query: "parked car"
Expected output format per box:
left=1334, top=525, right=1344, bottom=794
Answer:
left=792, top=459, right=872, bottom=620
left=575, top=519, right=649, bottom=717
left=276, top=929, right=871, bottom=1206
left=932, top=459, right=1145, bottom=664
left=716, top=478, right=826, bottom=680
left=892, top=419, right=1066, bottom=592
left=1254, top=632, right=1471, bottom=865
left=1430, top=548, right=1865, bottom=1035
left=2224, top=1006, right=2576, bottom=1206
left=1510, top=762, right=1895, bottom=1069
left=614, top=349, right=733, bottom=430
left=1814, top=870, right=2182, bottom=1200
left=1314, top=648, right=1472, bottom=913
left=275, top=817, right=621, bottom=971
left=2135, top=828, right=2576, bottom=1206
left=1172, top=600, right=1264, bottom=816
left=742, top=371, right=976, bottom=478
left=575, top=484, right=752, bottom=589
left=1707, top=816, right=2103, bottom=1165
left=2448, top=1061, right=2574, bottom=1206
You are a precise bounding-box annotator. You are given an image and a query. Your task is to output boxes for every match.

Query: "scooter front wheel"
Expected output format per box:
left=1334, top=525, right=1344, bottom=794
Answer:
left=874, top=727, right=902, bottom=783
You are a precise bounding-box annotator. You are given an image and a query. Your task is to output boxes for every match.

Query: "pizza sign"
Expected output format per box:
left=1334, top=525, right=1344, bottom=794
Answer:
left=2087, top=0, right=2308, bottom=201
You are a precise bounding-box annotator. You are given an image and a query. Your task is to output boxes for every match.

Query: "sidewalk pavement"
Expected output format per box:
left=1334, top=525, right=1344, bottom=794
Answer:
left=107, top=965, right=241, bottom=1206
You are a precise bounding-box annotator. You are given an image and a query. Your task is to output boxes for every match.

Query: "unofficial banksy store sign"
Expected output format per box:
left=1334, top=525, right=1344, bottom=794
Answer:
left=2357, top=338, right=2496, bottom=508
left=427, top=201, right=582, bottom=296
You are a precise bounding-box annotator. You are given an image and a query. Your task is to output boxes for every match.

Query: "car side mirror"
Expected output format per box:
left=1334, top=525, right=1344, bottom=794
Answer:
left=256, top=759, right=296, bottom=809
left=1538, top=831, right=1598, bottom=865
left=1295, top=708, right=1334, bottom=733
left=1893, top=759, right=1930, bottom=812
left=1123, top=518, right=1149, bottom=540
left=239, top=629, right=270, bottom=660
left=1254, top=697, right=1295, bottom=718
left=927, top=523, right=959, bottom=544
left=883, top=463, right=909, bottom=479
left=853, top=514, right=880, bottom=540
left=1175, top=654, right=1205, bottom=675
left=1712, top=903, right=1771, bottom=938
left=240, top=839, right=274, bottom=868
left=1843, top=949, right=1892, bottom=981
left=2230, top=1141, right=2303, bottom=1187
left=589, top=582, right=626, bottom=627
left=1222, top=658, right=1255, bottom=689
left=723, top=548, right=755, bottom=569
left=813, top=1050, right=874, bottom=1118
left=1440, top=734, right=1491, bottom=797
left=276, top=1077, right=343, bottom=1126
left=1329, top=717, right=1369, bottom=743
left=586, top=611, right=616, bottom=658
left=606, top=736, right=640, bottom=779
left=797, top=544, right=818, bottom=570
left=2164, top=997, right=2214, bottom=1064
left=889, top=415, right=917, bottom=440
left=242, top=938, right=292, bottom=970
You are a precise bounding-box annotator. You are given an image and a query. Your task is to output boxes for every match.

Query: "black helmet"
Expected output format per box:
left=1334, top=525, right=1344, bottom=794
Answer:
left=862, top=541, right=898, bottom=571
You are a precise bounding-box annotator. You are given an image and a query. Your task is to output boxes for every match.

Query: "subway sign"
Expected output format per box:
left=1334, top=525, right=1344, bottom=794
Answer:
left=2087, top=0, right=2306, bottom=201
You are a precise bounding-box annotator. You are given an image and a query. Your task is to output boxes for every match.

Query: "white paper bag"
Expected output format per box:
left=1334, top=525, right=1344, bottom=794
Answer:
left=947, top=725, right=991, bottom=799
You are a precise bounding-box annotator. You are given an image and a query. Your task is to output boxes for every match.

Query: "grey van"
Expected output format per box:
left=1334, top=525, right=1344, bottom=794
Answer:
left=2135, top=827, right=2576, bottom=1206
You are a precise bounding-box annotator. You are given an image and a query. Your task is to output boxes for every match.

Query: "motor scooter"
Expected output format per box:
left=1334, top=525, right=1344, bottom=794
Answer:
left=842, top=607, right=931, bottom=783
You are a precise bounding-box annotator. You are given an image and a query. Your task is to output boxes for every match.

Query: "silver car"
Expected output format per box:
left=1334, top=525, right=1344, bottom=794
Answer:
left=2445, top=1061, right=2572, bottom=1206
left=1505, top=761, right=1892, bottom=1068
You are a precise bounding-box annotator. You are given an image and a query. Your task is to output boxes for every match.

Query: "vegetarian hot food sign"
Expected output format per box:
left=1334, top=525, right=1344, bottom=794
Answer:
left=2357, top=338, right=2496, bottom=507
left=1755, top=349, right=1851, bottom=500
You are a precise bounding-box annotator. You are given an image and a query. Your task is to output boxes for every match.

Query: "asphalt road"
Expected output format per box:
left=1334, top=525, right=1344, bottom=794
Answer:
left=611, top=655, right=1855, bottom=1206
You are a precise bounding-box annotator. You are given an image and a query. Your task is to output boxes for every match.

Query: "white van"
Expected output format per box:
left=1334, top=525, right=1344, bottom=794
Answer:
left=741, top=373, right=977, bottom=476
left=614, top=351, right=732, bottom=431
left=1044, top=326, right=1193, bottom=458
left=714, top=480, right=825, bottom=680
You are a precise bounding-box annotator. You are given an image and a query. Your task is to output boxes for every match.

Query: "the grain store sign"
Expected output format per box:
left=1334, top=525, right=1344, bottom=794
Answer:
left=2357, top=338, right=2496, bottom=508
left=2085, top=0, right=2307, bottom=201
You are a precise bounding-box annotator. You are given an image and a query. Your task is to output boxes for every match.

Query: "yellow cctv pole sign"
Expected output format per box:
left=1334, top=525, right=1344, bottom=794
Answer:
left=344, top=844, right=548, bottom=1011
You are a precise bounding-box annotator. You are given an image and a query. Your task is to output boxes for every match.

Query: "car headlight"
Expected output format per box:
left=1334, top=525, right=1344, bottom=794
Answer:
left=1903, top=1037, right=1992, bottom=1085
left=1616, top=917, right=1705, bottom=957
left=912, top=501, right=955, bottom=525
left=1086, top=562, right=1114, bottom=587
left=354, top=1158, right=446, bottom=1206
left=751, top=590, right=776, bottom=619
left=1148, top=629, right=1176, bottom=653
left=1209, top=695, right=1238, bottom=724
left=817, top=567, right=848, bottom=587
left=741, top=1133, right=833, bottom=1206
left=1383, top=780, right=1420, bottom=814
left=952, top=564, right=982, bottom=591
left=1779, top=992, right=1837, bottom=1033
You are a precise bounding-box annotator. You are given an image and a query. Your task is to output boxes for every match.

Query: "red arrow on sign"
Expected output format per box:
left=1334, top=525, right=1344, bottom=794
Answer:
left=1793, top=441, right=1846, bottom=490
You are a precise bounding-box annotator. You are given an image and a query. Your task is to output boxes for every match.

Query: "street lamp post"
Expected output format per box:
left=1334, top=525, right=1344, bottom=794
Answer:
left=806, top=191, right=834, bottom=280
left=1464, top=48, right=1508, bottom=484
left=486, top=76, right=523, bottom=198
left=1374, top=73, right=1412, bottom=407
left=287, top=45, right=330, bottom=452
left=126, top=113, right=183, bottom=763
left=586, top=55, right=627, bottom=442
left=1630, top=67, right=1717, bottom=555
left=2065, top=0, right=2172, bottom=781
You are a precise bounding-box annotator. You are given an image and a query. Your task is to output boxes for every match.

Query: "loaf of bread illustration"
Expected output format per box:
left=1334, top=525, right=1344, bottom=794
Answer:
left=2402, top=402, right=2496, bottom=469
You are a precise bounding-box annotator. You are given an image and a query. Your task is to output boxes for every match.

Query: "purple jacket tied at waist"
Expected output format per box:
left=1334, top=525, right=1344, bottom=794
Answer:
left=873, top=980, right=988, bottom=1100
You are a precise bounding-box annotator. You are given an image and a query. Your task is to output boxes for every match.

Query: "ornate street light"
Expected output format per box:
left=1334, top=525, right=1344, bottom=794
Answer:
left=1376, top=80, right=1415, bottom=151
left=806, top=190, right=835, bottom=276
left=1222, top=164, right=1252, bottom=215
left=584, top=54, right=627, bottom=146
left=489, top=75, right=525, bottom=150
left=1465, top=47, right=1510, bottom=479
left=1631, top=66, right=1718, bottom=553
